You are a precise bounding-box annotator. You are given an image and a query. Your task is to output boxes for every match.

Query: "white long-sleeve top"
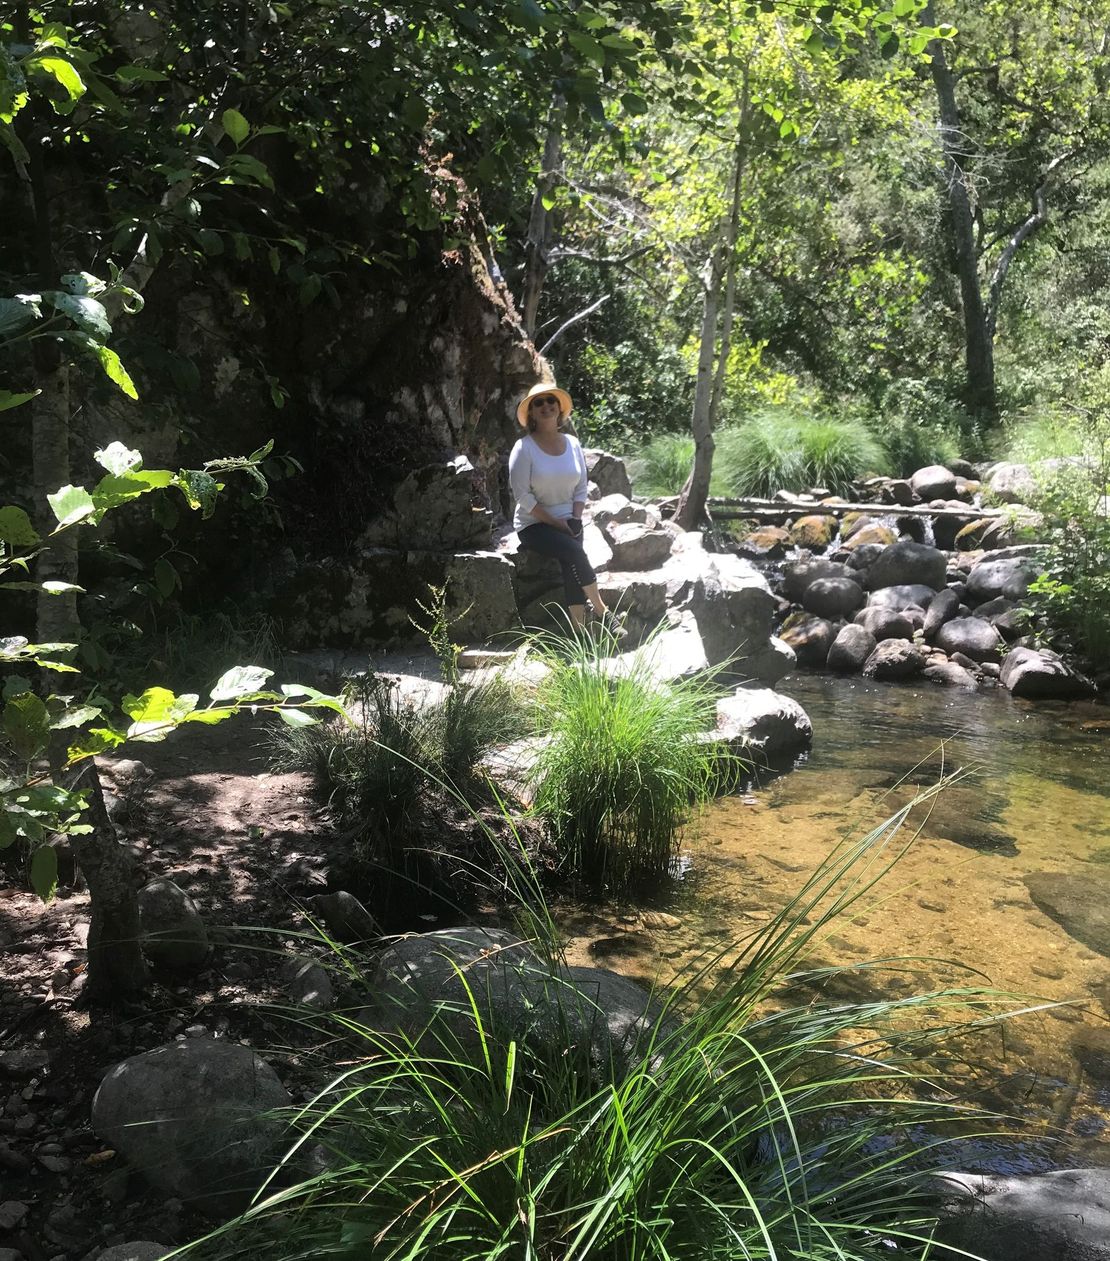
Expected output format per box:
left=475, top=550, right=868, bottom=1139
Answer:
left=508, top=433, right=589, bottom=531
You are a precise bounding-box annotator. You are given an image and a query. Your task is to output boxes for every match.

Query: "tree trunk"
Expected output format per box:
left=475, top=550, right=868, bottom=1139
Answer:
left=675, top=110, right=749, bottom=532
left=924, top=4, right=996, bottom=419
left=520, top=95, right=566, bottom=339
left=72, top=761, right=150, bottom=1002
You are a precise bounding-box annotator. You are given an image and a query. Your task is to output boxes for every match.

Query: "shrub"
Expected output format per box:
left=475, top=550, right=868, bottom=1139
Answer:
left=869, top=379, right=973, bottom=475
left=624, top=432, right=695, bottom=497
left=527, top=629, right=738, bottom=890
left=715, top=406, right=888, bottom=497
left=192, top=787, right=1016, bottom=1261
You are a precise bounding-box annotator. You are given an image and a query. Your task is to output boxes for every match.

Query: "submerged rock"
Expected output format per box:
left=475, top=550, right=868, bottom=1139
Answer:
left=1025, top=870, right=1110, bottom=955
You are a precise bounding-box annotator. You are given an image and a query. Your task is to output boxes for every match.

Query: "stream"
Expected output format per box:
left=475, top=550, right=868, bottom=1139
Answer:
left=556, top=672, right=1110, bottom=1172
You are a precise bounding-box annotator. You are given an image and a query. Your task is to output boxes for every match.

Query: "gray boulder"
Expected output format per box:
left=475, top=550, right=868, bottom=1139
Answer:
left=867, top=583, right=937, bottom=611
left=801, top=577, right=865, bottom=619
left=778, top=614, right=836, bottom=667
left=862, top=639, right=926, bottom=680
left=584, top=449, right=632, bottom=499
left=94, top=1246, right=172, bottom=1261
left=366, top=928, right=665, bottom=1077
left=137, top=879, right=208, bottom=971
left=934, top=1167, right=1110, bottom=1261
left=1000, top=647, right=1096, bottom=699
left=309, top=890, right=379, bottom=944
left=866, top=541, right=946, bottom=592
left=605, top=522, right=674, bottom=571
left=715, top=688, right=813, bottom=756
left=984, top=461, right=1038, bottom=504
left=92, top=1039, right=291, bottom=1216
left=935, top=617, right=1004, bottom=663
left=590, top=493, right=647, bottom=531
left=974, top=596, right=1026, bottom=640
left=910, top=465, right=958, bottom=501
left=843, top=543, right=886, bottom=573
left=854, top=607, right=915, bottom=641
left=781, top=558, right=859, bottom=603
left=966, top=557, right=1037, bottom=605
left=922, top=588, right=961, bottom=640
left=281, top=955, right=334, bottom=1011
left=827, top=624, right=876, bottom=674
left=360, top=455, right=492, bottom=551
left=923, top=660, right=979, bottom=690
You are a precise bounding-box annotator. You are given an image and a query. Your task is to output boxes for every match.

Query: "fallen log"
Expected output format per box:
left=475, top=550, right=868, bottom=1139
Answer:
left=707, top=496, right=1004, bottom=522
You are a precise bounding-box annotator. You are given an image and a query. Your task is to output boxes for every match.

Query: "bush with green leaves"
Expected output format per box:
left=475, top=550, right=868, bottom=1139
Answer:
left=624, top=432, right=698, bottom=497
left=190, top=786, right=1019, bottom=1261
left=528, top=628, right=738, bottom=891
left=714, top=405, right=889, bottom=498
left=1024, top=411, right=1110, bottom=663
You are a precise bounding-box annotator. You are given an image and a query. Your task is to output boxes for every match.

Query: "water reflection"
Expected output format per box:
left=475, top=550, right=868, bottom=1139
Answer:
left=555, top=674, right=1110, bottom=1171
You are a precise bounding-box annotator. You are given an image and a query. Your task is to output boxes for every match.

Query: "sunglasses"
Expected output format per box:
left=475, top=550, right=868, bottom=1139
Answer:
left=531, top=396, right=559, bottom=409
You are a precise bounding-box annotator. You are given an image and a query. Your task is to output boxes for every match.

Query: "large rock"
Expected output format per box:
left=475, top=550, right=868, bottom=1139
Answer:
left=867, top=583, right=936, bottom=611
left=984, top=461, right=1038, bottom=504
left=596, top=570, right=670, bottom=628
left=308, top=890, right=379, bottom=943
left=735, top=525, right=792, bottom=560
left=361, top=455, right=492, bottom=551
left=92, top=1040, right=292, bottom=1215
left=366, top=927, right=665, bottom=1077
left=923, top=660, right=979, bottom=690
left=965, top=557, right=1037, bottom=605
left=931, top=505, right=978, bottom=551
left=801, top=577, right=865, bottom=619
left=826, top=624, right=876, bottom=674
left=590, top=493, right=647, bottom=531
left=934, top=617, right=1004, bottom=663
left=862, top=639, right=925, bottom=680
left=584, top=449, right=632, bottom=498
left=778, top=614, right=836, bottom=667
left=93, top=1247, right=172, bottom=1261
left=974, top=596, right=1025, bottom=640
left=842, top=521, right=896, bottom=550
left=865, top=541, right=946, bottom=592
left=910, top=465, right=958, bottom=501
left=137, top=879, right=208, bottom=971
left=781, top=558, right=859, bottom=603
left=714, top=687, right=813, bottom=757
left=605, top=522, right=674, bottom=571
left=789, top=514, right=836, bottom=550
left=934, top=1168, right=1110, bottom=1261
left=1000, top=647, right=1096, bottom=699
left=922, top=588, right=961, bottom=639
left=854, top=606, right=915, bottom=641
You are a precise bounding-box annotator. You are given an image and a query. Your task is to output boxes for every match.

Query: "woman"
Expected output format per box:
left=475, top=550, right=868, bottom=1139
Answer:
left=509, top=382, right=621, bottom=634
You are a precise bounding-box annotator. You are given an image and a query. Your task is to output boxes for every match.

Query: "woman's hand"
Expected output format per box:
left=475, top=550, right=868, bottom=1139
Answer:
left=566, top=517, right=583, bottom=537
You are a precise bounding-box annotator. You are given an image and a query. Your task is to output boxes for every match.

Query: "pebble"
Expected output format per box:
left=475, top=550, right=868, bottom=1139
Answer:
left=37, top=1153, right=71, bottom=1173
left=916, top=898, right=948, bottom=913
left=1031, top=962, right=1066, bottom=980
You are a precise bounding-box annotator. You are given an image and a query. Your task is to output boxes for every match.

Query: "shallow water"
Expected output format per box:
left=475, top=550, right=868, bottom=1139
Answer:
left=555, top=673, right=1110, bottom=1171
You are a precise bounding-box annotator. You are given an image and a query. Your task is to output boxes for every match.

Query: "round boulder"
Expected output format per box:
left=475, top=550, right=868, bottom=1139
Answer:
left=137, top=879, right=208, bottom=971
left=923, top=588, right=961, bottom=640
left=910, top=465, right=958, bottom=501
left=935, top=617, right=1004, bottom=663
left=862, top=639, right=926, bottom=680
left=999, top=647, right=1096, bottom=699
left=92, top=1039, right=291, bottom=1216
left=789, top=514, right=836, bottom=550
left=866, top=541, right=947, bottom=592
left=715, top=687, right=813, bottom=755
left=735, top=525, right=792, bottom=560
left=854, top=606, right=916, bottom=641
left=802, top=577, right=865, bottom=619
left=842, top=522, right=897, bottom=550
left=923, top=661, right=979, bottom=691
left=584, top=449, right=632, bottom=498
left=867, top=584, right=937, bottom=611
left=827, top=624, right=876, bottom=674
left=782, top=558, right=859, bottom=603
left=965, top=557, right=1037, bottom=605
left=778, top=613, right=837, bottom=667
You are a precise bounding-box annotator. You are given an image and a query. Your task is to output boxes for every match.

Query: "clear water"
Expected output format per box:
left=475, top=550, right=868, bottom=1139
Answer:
left=555, top=674, right=1110, bottom=1171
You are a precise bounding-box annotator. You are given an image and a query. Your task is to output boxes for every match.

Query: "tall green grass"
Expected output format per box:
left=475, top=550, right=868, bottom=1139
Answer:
left=715, top=407, right=889, bottom=497
left=527, top=629, right=741, bottom=891
left=625, top=433, right=697, bottom=497
left=188, top=782, right=1023, bottom=1261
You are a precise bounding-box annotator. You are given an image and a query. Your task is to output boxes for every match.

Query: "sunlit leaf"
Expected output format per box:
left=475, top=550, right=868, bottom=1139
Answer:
left=223, top=107, right=250, bottom=145
left=0, top=390, right=39, bottom=413
left=0, top=506, right=40, bottom=546
left=95, top=346, right=138, bottom=399
left=3, top=693, right=51, bottom=761
left=94, top=441, right=142, bottom=474
left=30, top=844, right=58, bottom=902
left=210, top=665, right=274, bottom=702
left=47, top=484, right=95, bottom=528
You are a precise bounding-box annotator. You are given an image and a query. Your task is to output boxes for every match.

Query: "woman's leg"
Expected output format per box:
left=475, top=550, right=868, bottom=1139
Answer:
left=518, top=523, right=603, bottom=627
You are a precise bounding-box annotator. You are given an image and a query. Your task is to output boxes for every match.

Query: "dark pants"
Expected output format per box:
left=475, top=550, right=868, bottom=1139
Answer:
left=518, top=522, right=597, bottom=608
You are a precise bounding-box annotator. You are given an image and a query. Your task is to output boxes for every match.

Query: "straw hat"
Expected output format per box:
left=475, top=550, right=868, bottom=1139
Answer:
left=516, top=382, right=574, bottom=427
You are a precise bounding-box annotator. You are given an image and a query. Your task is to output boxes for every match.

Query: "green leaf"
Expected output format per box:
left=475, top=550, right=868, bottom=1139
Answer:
left=95, top=441, right=142, bottom=475
left=31, top=55, right=86, bottom=113
left=30, top=844, right=58, bottom=902
left=3, top=693, right=51, bottom=761
left=0, top=390, right=39, bottom=412
left=223, top=107, right=250, bottom=145
left=0, top=295, right=43, bottom=337
left=96, top=346, right=139, bottom=399
left=154, top=557, right=178, bottom=598
left=277, top=707, right=317, bottom=728
left=183, top=708, right=237, bottom=724
left=122, top=687, right=199, bottom=739
left=174, top=469, right=220, bottom=518
left=66, top=726, right=126, bottom=763
left=0, top=810, right=17, bottom=850
left=60, top=271, right=107, bottom=297
left=92, top=469, right=173, bottom=513
left=620, top=94, right=648, bottom=116
left=210, top=665, right=274, bottom=702
left=116, top=65, right=169, bottom=82
left=2, top=676, right=32, bottom=700
left=0, top=506, right=40, bottom=546
left=47, top=484, right=95, bottom=528
left=39, top=580, right=85, bottom=594
left=50, top=704, right=102, bottom=730
left=45, top=292, right=111, bottom=339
